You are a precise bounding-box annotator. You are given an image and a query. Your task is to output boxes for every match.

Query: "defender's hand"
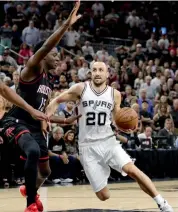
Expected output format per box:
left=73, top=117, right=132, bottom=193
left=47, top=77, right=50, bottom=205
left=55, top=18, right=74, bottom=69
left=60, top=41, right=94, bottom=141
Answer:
left=31, top=109, right=48, bottom=121
left=67, top=0, right=81, bottom=25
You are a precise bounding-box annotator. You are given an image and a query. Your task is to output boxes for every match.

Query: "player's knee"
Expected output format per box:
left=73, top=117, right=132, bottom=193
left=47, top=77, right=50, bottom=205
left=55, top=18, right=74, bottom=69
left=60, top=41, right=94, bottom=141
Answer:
left=96, top=191, right=110, bottom=201
left=26, top=146, right=40, bottom=161
left=40, top=167, right=51, bottom=178
left=123, top=163, right=139, bottom=179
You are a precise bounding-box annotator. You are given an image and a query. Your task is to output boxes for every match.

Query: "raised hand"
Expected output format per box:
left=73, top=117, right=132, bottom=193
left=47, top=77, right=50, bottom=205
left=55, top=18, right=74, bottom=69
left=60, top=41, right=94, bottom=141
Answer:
left=67, top=0, right=81, bottom=25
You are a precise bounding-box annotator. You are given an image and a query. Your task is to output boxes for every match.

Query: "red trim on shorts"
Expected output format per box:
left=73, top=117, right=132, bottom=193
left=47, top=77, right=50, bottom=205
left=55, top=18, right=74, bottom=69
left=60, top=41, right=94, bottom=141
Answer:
left=20, top=156, right=49, bottom=161
left=39, top=156, right=49, bottom=160
left=15, top=130, right=30, bottom=144
left=19, top=72, right=44, bottom=85
left=20, top=156, right=26, bottom=161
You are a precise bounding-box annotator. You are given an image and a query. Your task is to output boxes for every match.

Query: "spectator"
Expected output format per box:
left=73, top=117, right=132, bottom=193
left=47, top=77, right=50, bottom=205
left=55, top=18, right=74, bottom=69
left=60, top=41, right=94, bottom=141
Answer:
left=155, top=83, right=169, bottom=102
left=171, top=99, right=178, bottom=135
left=10, top=71, right=19, bottom=92
left=140, top=76, right=156, bottom=100
left=11, top=24, right=22, bottom=51
left=158, top=34, right=169, bottom=50
left=91, top=1, right=105, bottom=16
left=25, top=2, right=40, bottom=18
left=123, top=85, right=137, bottom=107
left=78, top=61, right=90, bottom=81
left=126, top=10, right=140, bottom=28
left=64, top=130, right=82, bottom=181
left=105, top=8, right=119, bottom=23
left=18, top=43, right=33, bottom=65
left=151, top=69, right=162, bottom=89
left=146, top=33, right=157, bottom=51
left=49, top=127, right=74, bottom=183
left=96, top=47, right=109, bottom=62
left=22, top=20, right=40, bottom=47
left=140, top=101, right=153, bottom=129
left=134, top=71, right=144, bottom=96
left=64, top=26, right=80, bottom=50
left=138, top=126, right=153, bottom=148
left=0, top=20, right=12, bottom=54
left=82, top=41, right=94, bottom=57
left=59, top=101, right=75, bottom=133
left=0, top=47, right=18, bottom=71
left=3, top=76, right=11, bottom=86
left=46, top=4, right=57, bottom=28
left=131, top=44, right=146, bottom=66
left=58, top=74, right=69, bottom=90
left=153, top=103, right=172, bottom=131
left=158, top=118, right=174, bottom=148
left=131, top=103, right=142, bottom=133
left=12, top=4, right=26, bottom=32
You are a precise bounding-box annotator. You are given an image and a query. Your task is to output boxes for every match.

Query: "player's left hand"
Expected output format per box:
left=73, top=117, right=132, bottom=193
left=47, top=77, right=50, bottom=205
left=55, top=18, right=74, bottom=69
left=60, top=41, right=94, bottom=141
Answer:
left=30, top=109, right=48, bottom=121
left=118, top=128, right=134, bottom=134
left=41, top=120, right=51, bottom=138
left=67, top=0, right=81, bottom=25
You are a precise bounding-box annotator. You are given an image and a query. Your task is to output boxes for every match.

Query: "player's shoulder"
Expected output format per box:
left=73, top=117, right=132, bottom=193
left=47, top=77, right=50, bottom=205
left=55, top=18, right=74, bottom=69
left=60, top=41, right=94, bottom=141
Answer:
left=113, top=88, right=121, bottom=99
left=70, top=82, right=86, bottom=97
left=70, top=82, right=85, bottom=91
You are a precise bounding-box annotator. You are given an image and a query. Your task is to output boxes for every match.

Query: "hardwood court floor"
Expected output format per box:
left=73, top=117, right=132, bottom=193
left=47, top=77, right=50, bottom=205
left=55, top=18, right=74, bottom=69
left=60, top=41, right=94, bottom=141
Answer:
left=0, top=180, right=178, bottom=212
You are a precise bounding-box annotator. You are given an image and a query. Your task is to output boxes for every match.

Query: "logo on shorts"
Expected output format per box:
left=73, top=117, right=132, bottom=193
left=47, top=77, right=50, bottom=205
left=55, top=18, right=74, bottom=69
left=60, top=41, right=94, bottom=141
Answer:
left=5, top=127, right=15, bottom=138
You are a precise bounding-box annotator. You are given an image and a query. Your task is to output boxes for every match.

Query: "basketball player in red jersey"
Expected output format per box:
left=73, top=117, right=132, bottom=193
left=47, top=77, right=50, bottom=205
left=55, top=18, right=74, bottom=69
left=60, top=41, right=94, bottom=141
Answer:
left=0, top=82, right=47, bottom=120
left=1, top=1, right=81, bottom=212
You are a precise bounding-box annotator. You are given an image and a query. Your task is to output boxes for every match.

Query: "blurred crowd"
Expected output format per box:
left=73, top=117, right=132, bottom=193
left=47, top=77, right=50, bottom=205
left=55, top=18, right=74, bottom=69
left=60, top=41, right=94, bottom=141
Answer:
left=0, top=1, right=178, bottom=187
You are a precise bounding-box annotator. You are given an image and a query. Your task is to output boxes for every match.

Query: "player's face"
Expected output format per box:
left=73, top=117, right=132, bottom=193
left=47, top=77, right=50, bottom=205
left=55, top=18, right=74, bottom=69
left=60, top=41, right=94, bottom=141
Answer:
left=91, top=62, right=108, bottom=86
left=45, top=48, right=59, bottom=70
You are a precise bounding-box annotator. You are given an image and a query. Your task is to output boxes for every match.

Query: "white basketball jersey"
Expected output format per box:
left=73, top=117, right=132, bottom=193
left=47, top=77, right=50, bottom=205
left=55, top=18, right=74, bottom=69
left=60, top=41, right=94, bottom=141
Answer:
left=78, top=81, right=115, bottom=145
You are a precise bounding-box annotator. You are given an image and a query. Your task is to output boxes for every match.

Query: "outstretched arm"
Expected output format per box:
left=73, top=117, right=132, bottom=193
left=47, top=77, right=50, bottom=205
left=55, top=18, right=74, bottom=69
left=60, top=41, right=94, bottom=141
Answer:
left=24, top=1, right=81, bottom=75
left=46, top=83, right=84, bottom=117
left=0, top=83, right=47, bottom=121
left=113, top=89, right=122, bottom=115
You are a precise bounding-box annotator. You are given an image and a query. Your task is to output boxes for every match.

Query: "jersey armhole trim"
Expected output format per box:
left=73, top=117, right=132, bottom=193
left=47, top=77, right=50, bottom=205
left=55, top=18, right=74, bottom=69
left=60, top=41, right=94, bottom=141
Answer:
left=80, top=82, right=87, bottom=100
left=111, top=88, right=115, bottom=112
left=19, top=71, right=44, bottom=85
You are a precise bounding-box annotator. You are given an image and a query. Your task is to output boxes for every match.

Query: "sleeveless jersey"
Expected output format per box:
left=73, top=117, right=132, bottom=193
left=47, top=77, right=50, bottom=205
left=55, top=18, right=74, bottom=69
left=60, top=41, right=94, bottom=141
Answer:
left=6, top=71, right=52, bottom=130
left=78, top=81, right=115, bottom=145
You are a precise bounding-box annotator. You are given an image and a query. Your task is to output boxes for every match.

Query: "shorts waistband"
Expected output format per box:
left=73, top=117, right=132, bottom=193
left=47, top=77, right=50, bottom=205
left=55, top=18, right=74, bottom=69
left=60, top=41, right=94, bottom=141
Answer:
left=79, top=134, right=115, bottom=147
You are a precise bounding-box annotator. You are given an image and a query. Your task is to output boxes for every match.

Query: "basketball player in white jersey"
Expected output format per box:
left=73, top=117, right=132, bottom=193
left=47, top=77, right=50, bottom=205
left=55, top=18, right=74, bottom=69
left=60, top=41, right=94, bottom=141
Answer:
left=46, top=62, right=173, bottom=212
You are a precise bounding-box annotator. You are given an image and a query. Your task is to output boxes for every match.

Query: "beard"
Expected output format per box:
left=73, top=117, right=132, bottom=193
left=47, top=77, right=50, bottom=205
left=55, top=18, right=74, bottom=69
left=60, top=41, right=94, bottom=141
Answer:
left=92, top=79, right=106, bottom=87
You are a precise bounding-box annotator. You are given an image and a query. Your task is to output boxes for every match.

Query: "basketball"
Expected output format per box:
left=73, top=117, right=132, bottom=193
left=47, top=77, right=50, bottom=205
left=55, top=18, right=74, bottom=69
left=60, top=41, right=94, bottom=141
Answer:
left=114, top=107, right=138, bottom=132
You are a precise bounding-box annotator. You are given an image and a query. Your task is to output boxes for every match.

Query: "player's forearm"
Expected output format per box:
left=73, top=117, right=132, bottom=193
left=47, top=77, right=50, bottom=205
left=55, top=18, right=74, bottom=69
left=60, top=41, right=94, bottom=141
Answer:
left=50, top=115, right=66, bottom=124
left=46, top=92, right=70, bottom=117
left=46, top=99, right=59, bottom=117
left=0, top=83, right=34, bottom=114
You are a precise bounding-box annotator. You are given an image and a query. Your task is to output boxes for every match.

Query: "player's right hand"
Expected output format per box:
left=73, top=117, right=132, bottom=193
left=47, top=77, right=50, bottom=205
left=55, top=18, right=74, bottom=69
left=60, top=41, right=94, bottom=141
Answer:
left=67, top=0, right=81, bottom=25
left=66, top=114, right=82, bottom=124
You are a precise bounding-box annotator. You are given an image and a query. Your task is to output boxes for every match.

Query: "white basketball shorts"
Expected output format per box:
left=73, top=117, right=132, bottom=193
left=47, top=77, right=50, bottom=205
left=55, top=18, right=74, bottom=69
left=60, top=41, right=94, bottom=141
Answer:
left=79, top=136, right=132, bottom=192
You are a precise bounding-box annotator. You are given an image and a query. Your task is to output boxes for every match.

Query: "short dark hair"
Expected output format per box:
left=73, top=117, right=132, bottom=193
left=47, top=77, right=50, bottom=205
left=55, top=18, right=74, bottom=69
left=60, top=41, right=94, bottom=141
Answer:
left=33, top=41, right=45, bottom=53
